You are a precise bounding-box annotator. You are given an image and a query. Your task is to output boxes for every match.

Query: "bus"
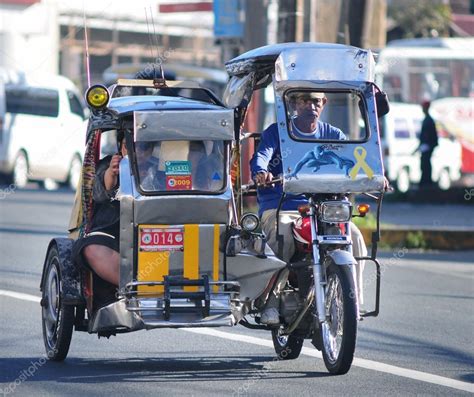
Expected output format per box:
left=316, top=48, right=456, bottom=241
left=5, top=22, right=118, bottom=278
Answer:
left=376, top=38, right=474, bottom=175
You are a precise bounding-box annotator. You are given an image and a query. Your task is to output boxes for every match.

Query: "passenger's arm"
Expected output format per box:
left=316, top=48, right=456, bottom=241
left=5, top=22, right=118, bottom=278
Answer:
left=93, top=156, right=120, bottom=202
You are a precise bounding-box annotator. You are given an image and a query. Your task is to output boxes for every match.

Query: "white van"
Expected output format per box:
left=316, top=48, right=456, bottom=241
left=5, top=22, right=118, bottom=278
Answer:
left=380, top=102, right=461, bottom=192
left=0, top=70, right=86, bottom=189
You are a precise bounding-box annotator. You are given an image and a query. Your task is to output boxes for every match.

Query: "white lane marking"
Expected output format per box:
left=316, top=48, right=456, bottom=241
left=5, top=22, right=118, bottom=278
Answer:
left=184, top=329, right=473, bottom=393
left=3, top=289, right=472, bottom=393
left=0, top=289, right=41, bottom=303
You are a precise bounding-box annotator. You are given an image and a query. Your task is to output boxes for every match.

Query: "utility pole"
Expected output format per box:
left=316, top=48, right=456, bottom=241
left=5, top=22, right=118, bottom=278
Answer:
left=278, top=0, right=297, bottom=42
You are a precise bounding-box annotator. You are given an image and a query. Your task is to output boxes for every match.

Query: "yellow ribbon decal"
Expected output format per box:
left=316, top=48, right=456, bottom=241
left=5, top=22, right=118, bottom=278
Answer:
left=349, top=146, right=374, bottom=180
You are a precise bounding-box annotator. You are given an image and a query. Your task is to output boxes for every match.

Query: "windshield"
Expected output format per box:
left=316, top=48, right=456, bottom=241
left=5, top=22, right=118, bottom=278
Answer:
left=133, top=140, right=226, bottom=193
left=284, top=90, right=368, bottom=142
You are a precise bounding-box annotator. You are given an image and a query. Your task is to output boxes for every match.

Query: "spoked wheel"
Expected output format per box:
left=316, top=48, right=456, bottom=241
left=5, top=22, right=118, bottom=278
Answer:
left=41, top=245, right=74, bottom=361
left=320, top=263, right=357, bottom=374
left=271, top=328, right=304, bottom=360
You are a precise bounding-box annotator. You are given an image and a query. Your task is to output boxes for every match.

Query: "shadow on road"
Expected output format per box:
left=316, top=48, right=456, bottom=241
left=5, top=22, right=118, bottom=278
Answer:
left=358, top=327, right=474, bottom=382
left=0, top=355, right=331, bottom=385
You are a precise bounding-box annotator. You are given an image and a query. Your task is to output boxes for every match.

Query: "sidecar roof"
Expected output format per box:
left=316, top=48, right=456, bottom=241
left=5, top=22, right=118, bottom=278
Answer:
left=108, top=95, right=224, bottom=116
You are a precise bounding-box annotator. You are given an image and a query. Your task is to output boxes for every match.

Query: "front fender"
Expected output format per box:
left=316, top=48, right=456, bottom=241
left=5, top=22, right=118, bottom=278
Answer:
left=326, top=249, right=356, bottom=266
left=40, top=238, right=84, bottom=306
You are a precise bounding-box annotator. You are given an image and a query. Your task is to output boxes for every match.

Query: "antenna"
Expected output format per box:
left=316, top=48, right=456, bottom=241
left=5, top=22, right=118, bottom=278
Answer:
left=144, top=7, right=166, bottom=87
left=83, top=1, right=91, bottom=87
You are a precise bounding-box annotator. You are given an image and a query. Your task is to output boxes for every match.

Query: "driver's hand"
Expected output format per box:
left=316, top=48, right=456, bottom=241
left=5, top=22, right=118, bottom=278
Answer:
left=254, top=171, right=273, bottom=186
left=383, top=176, right=393, bottom=192
left=108, top=154, right=122, bottom=177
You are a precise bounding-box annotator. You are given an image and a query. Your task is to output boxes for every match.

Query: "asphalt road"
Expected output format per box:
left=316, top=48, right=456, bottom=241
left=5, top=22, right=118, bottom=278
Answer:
left=1, top=188, right=473, bottom=396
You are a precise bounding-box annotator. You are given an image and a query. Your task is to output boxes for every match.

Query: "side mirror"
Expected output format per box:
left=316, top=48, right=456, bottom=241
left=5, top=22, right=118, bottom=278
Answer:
left=376, top=91, right=390, bottom=117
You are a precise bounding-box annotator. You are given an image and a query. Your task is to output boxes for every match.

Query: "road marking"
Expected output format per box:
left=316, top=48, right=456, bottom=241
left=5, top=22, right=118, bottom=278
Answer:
left=184, top=329, right=473, bottom=393
left=2, top=289, right=472, bottom=393
left=0, top=289, right=41, bottom=303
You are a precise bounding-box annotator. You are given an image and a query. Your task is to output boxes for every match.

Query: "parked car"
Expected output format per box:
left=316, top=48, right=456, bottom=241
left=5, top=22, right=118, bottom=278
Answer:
left=0, top=70, right=87, bottom=189
left=380, top=102, right=461, bottom=192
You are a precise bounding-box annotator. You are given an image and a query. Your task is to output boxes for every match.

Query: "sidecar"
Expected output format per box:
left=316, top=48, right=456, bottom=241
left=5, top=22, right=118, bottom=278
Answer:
left=39, top=77, right=285, bottom=360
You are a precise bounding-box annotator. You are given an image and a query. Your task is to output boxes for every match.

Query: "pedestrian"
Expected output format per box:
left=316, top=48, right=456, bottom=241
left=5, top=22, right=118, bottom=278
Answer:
left=417, top=100, right=438, bottom=187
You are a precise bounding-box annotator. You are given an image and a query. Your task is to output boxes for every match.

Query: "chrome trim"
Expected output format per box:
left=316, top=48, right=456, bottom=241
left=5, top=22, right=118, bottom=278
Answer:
left=309, top=200, right=327, bottom=323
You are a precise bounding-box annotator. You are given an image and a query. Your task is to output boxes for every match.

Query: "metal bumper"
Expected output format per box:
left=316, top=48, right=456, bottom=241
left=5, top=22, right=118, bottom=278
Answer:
left=89, top=277, right=241, bottom=333
left=89, top=294, right=239, bottom=333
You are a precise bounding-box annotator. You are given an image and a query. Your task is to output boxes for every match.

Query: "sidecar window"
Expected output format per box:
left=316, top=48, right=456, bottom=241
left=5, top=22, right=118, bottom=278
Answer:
left=284, top=91, right=369, bottom=142
left=134, top=140, right=226, bottom=193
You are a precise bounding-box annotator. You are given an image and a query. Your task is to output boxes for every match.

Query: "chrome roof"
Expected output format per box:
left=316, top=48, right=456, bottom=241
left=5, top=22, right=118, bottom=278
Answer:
left=225, top=42, right=360, bottom=76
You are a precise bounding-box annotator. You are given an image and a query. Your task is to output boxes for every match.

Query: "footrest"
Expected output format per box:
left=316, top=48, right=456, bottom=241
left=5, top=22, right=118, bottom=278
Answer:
left=163, top=275, right=210, bottom=320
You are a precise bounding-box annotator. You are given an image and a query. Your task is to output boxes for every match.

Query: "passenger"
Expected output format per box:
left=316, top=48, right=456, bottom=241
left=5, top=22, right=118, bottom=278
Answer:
left=136, top=141, right=165, bottom=190
left=250, top=91, right=367, bottom=325
left=72, top=133, right=127, bottom=287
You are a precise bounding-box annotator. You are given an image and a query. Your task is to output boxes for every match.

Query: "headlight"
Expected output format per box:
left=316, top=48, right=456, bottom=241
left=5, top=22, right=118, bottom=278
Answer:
left=320, top=202, right=352, bottom=223
left=241, top=213, right=260, bottom=232
left=85, top=85, right=110, bottom=109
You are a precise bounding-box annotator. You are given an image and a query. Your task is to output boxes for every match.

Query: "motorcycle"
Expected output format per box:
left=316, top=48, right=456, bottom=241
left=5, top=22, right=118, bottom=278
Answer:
left=39, top=42, right=388, bottom=375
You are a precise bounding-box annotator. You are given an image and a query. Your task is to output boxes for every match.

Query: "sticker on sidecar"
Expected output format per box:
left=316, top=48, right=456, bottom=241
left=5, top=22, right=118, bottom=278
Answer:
left=139, top=227, right=184, bottom=251
left=165, top=161, right=191, bottom=175
left=166, top=175, right=192, bottom=190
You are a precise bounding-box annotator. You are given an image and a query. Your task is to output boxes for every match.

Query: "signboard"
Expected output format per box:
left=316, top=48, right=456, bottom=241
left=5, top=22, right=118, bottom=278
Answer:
left=159, top=2, right=212, bottom=13
left=213, top=0, right=244, bottom=38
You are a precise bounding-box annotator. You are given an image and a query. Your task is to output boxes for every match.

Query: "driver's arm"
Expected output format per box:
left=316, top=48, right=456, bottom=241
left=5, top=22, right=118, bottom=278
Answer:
left=250, top=124, right=278, bottom=184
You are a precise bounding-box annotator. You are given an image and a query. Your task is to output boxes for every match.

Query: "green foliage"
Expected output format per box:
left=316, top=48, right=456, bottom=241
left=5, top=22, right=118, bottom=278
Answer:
left=352, top=213, right=378, bottom=230
left=405, top=231, right=428, bottom=249
left=388, top=0, right=451, bottom=38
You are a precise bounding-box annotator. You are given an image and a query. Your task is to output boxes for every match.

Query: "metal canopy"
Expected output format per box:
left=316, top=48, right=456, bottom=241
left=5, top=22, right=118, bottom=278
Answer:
left=225, top=42, right=360, bottom=76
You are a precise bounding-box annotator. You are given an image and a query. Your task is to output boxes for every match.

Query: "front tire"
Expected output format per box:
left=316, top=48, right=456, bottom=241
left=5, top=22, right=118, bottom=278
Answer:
left=320, top=263, right=357, bottom=374
left=41, top=245, right=74, bottom=361
left=271, top=328, right=304, bottom=360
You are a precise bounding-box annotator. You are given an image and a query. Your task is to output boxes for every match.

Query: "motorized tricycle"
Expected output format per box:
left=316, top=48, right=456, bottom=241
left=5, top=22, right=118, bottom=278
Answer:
left=40, top=42, right=388, bottom=375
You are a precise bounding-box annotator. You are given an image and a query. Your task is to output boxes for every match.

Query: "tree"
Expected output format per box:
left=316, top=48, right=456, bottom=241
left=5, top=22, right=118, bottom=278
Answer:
left=388, top=0, right=452, bottom=38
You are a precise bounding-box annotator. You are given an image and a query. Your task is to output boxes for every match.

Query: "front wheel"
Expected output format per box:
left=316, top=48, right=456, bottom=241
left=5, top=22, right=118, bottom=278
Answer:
left=41, top=245, right=75, bottom=361
left=271, top=328, right=304, bottom=360
left=320, top=263, right=357, bottom=374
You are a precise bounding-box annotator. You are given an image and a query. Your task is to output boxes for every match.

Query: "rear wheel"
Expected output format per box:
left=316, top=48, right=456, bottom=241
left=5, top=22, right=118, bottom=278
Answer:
left=12, top=151, right=29, bottom=188
left=396, top=168, right=410, bottom=193
left=67, top=155, right=82, bottom=190
left=41, top=245, right=74, bottom=361
left=320, top=263, right=357, bottom=374
left=271, top=328, right=304, bottom=360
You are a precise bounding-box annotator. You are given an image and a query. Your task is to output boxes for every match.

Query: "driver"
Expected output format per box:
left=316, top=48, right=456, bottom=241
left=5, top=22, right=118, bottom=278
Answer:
left=250, top=91, right=367, bottom=325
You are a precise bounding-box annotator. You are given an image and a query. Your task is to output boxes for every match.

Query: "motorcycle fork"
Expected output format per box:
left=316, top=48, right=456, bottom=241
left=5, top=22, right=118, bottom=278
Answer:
left=309, top=200, right=327, bottom=323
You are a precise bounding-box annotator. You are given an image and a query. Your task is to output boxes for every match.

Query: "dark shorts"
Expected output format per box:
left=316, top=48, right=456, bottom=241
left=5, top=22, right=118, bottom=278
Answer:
left=72, top=223, right=119, bottom=270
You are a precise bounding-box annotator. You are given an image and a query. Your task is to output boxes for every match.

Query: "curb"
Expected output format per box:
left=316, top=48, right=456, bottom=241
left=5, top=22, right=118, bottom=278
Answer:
left=359, top=227, right=474, bottom=251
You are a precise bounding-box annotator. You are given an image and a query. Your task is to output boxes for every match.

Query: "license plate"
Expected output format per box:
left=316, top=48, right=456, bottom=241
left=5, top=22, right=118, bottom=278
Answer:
left=139, top=227, right=184, bottom=252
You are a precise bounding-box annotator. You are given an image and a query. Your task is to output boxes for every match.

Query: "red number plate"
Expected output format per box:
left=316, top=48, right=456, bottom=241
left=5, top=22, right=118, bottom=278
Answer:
left=139, top=227, right=184, bottom=252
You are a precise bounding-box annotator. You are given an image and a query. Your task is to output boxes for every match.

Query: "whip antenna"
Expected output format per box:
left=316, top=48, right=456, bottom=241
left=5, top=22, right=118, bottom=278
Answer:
left=83, top=2, right=91, bottom=87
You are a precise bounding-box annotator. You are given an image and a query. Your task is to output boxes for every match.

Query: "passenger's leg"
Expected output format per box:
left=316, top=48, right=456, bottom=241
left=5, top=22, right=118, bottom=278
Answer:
left=83, top=244, right=119, bottom=286
left=350, top=222, right=367, bottom=305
